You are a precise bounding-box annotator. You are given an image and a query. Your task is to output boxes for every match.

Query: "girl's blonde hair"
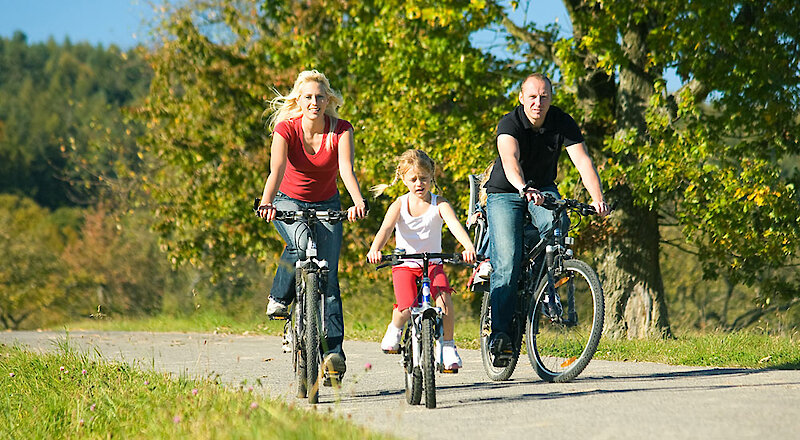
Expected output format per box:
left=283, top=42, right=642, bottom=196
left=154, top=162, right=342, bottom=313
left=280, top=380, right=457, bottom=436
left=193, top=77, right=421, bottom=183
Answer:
left=265, top=70, right=344, bottom=149
left=370, top=149, right=441, bottom=197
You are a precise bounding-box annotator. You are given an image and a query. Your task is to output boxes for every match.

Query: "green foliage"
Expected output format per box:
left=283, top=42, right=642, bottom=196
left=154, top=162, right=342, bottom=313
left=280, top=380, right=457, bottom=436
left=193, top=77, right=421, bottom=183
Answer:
left=0, top=32, right=151, bottom=208
left=0, top=343, right=393, bottom=439
left=0, top=194, right=75, bottom=329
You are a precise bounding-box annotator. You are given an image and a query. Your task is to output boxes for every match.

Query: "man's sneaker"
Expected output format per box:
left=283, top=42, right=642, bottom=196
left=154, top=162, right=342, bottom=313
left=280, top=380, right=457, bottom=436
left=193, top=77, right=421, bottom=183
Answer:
left=542, top=288, right=563, bottom=320
left=488, top=332, right=513, bottom=367
left=441, top=343, right=462, bottom=372
left=322, top=353, right=346, bottom=387
left=266, top=297, right=289, bottom=319
left=380, top=324, right=403, bottom=353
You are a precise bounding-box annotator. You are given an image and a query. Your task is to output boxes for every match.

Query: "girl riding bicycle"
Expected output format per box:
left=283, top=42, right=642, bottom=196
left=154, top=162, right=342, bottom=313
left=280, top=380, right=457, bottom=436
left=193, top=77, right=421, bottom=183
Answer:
left=367, top=149, right=476, bottom=371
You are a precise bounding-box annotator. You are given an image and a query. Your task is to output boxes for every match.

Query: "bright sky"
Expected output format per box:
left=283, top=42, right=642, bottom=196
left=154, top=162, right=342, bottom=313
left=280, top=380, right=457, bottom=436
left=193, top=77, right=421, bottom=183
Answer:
left=0, top=0, right=158, bottom=49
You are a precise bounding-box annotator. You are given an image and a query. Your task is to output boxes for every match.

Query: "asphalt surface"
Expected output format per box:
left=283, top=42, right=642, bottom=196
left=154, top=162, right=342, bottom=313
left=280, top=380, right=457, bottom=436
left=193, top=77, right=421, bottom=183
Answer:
left=2, top=330, right=799, bottom=439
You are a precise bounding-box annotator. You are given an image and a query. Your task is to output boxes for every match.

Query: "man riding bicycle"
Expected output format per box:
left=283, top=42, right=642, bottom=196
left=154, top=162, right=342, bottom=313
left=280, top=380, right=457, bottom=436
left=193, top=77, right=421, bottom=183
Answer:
left=485, top=73, right=610, bottom=366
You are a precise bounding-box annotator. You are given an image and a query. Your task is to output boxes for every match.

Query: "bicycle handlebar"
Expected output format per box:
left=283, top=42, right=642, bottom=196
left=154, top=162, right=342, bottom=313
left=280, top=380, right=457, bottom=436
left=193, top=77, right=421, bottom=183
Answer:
left=253, top=198, right=353, bottom=224
left=374, top=252, right=484, bottom=270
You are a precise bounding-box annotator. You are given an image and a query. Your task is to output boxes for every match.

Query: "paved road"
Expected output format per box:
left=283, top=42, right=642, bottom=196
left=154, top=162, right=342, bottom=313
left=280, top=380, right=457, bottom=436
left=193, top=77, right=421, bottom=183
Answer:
left=3, top=330, right=799, bottom=439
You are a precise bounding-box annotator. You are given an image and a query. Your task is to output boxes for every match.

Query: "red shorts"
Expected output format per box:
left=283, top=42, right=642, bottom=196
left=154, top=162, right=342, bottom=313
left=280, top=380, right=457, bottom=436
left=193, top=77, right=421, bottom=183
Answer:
left=391, top=264, right=453, bottom=310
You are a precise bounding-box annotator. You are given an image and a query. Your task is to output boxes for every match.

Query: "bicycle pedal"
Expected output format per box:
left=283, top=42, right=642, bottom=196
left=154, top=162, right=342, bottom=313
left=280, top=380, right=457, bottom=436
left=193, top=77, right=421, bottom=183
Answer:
left=382, top=348, right=400, bottom=354
left=269, top=315, right=288, bottom=321
left=441, top=367, right=459, bottom=374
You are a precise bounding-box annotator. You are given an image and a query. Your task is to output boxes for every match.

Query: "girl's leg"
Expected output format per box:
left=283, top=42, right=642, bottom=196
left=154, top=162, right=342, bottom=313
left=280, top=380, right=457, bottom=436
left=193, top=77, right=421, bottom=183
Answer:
left=435, top=292, right=455, bottom=340
left=391, top=307, right=412, bottom=328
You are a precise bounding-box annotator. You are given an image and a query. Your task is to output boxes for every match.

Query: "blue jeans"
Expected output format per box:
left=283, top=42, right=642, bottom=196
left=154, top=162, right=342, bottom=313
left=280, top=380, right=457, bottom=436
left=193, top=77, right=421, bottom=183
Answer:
left=270, top=192, right=345, bottom=358
left=486, top=187, right=566, bottom=336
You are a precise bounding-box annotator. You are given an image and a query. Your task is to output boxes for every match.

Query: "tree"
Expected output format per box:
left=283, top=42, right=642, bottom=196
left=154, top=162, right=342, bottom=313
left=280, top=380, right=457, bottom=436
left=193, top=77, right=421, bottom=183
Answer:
left=0, top=195, right=70, bottom=329
left=140, top=0, right=800, bottom=338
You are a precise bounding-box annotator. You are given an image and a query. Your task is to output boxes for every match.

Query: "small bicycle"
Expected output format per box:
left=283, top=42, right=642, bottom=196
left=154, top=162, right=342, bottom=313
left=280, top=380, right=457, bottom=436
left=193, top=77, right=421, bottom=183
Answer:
left=375, top=251, right=471, bottom=409
left=253, top=198, right=350, bottom=404
left=466, top=177, right=607, bottom=383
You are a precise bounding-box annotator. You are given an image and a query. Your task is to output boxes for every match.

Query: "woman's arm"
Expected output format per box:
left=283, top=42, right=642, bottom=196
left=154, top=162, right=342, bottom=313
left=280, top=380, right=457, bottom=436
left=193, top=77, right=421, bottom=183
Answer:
left=337, top=128, right=367, bottom=221
left=257, top=133, right=289, bottom=222
left=367, top=199, right=401, bottom=264
left=438, top=200, right=476, bottom=263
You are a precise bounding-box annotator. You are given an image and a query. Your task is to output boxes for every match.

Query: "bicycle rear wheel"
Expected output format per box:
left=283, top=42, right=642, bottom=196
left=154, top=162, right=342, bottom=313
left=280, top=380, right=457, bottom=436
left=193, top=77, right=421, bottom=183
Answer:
left=420, top=316, right=436, bottom=409
left=403, top=326, right=422, bottom=405
left=303, top=271, right=321, bottom=403
left=479, top=292, right=521, bottom=381
left=526, top=259, right=604, bottom=383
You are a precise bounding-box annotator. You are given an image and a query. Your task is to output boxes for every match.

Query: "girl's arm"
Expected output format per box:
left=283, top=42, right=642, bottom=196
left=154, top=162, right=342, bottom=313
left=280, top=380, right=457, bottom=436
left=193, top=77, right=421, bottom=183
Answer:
left=367, top=199, right=401, bottom=264
left=257, top=133, right=289, bottom=222
left=337, top=128, right=367, bottom=221
left=438, top=200, right=477, bottom=263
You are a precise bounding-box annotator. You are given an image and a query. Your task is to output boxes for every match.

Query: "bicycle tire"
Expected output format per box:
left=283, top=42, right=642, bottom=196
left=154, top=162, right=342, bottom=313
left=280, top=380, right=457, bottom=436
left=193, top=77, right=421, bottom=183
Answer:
left=292, top=301, right=306, bottom=399
left=526, top=259, right=604, bottom=383
left=304, top=270, right=321, bottom=403
left=421, top=316, right=437, bottom=408
left=403, top=326, right=422, bottom=405
left=479, top=291, right=521, bottom=381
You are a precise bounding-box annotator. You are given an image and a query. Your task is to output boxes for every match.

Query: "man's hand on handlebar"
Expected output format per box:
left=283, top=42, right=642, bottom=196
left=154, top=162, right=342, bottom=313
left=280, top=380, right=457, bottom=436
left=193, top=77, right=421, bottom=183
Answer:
left=591, top=200, right=611, bottom=218
left=521, top=184, right=544, bottom=205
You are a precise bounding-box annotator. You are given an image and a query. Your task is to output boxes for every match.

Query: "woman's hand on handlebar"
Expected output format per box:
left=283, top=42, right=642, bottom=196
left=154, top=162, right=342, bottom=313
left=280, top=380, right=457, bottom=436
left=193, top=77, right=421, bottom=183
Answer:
left=347, top=201, right=368, bottom=222
left=367, top=249, right=383, bottom=265
left=257, top=202, right=277, bottom=222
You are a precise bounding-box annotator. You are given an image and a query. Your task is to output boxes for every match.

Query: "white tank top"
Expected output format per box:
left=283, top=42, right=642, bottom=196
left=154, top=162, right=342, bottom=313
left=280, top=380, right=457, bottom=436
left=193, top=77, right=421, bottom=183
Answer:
left=395, top=193, right=443, bottom=267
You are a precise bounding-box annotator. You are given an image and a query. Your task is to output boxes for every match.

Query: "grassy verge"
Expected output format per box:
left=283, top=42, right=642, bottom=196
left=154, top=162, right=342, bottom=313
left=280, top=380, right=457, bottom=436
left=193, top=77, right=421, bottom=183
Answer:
left=0, top=342, right=394, bottom=440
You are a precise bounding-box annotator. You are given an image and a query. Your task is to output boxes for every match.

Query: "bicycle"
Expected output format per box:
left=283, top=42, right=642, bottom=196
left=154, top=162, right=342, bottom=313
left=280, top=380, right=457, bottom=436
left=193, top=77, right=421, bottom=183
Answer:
left=466, top=176, right=606, bottom=383
left=375, top=251, right=471, bottom=409
left=253, top=198, right=352, bottom=404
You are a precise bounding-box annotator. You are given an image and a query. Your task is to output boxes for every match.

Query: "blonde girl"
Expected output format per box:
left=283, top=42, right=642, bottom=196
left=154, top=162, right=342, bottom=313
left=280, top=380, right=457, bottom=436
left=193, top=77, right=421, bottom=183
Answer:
left=367, top=150, right=476, bottom=371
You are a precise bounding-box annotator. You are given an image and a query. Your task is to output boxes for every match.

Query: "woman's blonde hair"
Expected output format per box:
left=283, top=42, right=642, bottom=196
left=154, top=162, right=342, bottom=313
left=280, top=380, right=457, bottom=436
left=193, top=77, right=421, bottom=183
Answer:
left=370, top=149, right=441, bottom=197
left=265, top=70, right=344, bottom=149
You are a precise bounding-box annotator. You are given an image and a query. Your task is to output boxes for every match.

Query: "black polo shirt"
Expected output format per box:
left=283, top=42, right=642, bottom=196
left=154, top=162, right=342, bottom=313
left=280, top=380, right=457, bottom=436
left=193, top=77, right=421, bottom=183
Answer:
left=485, top=104, right=584, bottom=193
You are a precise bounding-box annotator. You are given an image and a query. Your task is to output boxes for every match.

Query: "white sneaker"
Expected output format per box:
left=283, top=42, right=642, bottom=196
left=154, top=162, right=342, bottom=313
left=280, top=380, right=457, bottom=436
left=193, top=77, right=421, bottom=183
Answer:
left=266, top=297, right=289, bottom=318
left=381, top=324, right=402, bottom=353
left=441, top=343, right=462, bottom=370
left=475, top=260, right=492, bottom=282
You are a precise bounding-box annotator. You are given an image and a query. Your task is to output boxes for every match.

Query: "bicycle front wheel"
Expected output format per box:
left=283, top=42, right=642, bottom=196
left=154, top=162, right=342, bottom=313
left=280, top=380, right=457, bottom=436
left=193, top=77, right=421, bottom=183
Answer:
left=303, top=271, right=321, bottom=403
left=403, top=326, right=422, bottom=405
left=526, top=259, right=604, bottom=383
left=420, top=316, right=436, bottom=409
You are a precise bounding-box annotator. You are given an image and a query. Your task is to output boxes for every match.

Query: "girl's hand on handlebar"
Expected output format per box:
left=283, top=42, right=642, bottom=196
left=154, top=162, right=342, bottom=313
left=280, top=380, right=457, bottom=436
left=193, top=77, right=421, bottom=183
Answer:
left=461, top=248, right=476, bottom=264
left=257, top=203, right=277, bottom=222
left=367, top=250, right=383, bottom=264
left=348, top=202, right=368, bottom=222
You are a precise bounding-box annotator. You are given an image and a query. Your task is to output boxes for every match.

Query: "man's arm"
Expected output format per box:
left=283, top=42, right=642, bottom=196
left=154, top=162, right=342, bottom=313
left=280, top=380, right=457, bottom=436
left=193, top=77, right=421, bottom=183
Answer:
left=566, top=142, right=610, bottom=216
left=497, top=134, right=543, bottom=203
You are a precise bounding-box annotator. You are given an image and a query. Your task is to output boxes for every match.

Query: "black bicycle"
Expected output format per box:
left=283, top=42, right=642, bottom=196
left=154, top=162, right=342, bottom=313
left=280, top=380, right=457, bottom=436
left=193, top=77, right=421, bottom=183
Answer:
left=467, top=179, right=606, bottom=383
left=375, top=251, right=470, bottom=409
left=253, top=198, right=351, bottom=404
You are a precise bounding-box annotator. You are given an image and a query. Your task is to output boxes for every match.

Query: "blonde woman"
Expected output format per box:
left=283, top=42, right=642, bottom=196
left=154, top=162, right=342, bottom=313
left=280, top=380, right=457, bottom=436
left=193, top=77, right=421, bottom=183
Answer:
left=256, top=70, right=367, bottom=382
left=367, top=150, right=476, bottom=371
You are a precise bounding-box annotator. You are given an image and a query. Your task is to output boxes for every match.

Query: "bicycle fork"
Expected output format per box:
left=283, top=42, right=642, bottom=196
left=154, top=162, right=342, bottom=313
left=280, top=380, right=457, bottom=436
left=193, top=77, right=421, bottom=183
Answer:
left=409, top=277, right=445, bottom=372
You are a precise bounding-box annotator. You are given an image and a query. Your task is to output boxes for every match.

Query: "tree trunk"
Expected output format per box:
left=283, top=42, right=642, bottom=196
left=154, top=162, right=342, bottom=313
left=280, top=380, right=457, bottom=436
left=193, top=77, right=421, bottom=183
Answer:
left=600, top=21, right=672, bottom=339
left=599, top=186, right=672, bottom=338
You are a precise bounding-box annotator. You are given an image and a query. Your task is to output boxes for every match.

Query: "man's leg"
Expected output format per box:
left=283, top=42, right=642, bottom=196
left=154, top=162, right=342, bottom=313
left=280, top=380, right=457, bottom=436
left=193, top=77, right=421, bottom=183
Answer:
left=487, top=193, right=525, bottom=336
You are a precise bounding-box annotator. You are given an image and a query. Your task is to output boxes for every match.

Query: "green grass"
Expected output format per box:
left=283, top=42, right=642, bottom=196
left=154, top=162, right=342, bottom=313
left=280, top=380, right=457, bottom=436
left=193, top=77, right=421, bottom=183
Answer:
left=0, top=341, right=394, bottom=440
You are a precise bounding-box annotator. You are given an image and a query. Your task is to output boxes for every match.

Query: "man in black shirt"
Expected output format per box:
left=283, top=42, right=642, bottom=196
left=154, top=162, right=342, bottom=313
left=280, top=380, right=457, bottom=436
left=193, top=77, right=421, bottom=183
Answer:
left=485, top=73, right=610, bottom=366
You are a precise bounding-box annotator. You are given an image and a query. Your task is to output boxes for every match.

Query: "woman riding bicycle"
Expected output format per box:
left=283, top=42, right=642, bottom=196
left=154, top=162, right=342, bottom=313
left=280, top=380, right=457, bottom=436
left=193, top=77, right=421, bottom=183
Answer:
left=256, top=70, right=367, bottom=382
left=367, top=149, right=476, bottom=371
left=485, top=73, right=610, bottom=366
